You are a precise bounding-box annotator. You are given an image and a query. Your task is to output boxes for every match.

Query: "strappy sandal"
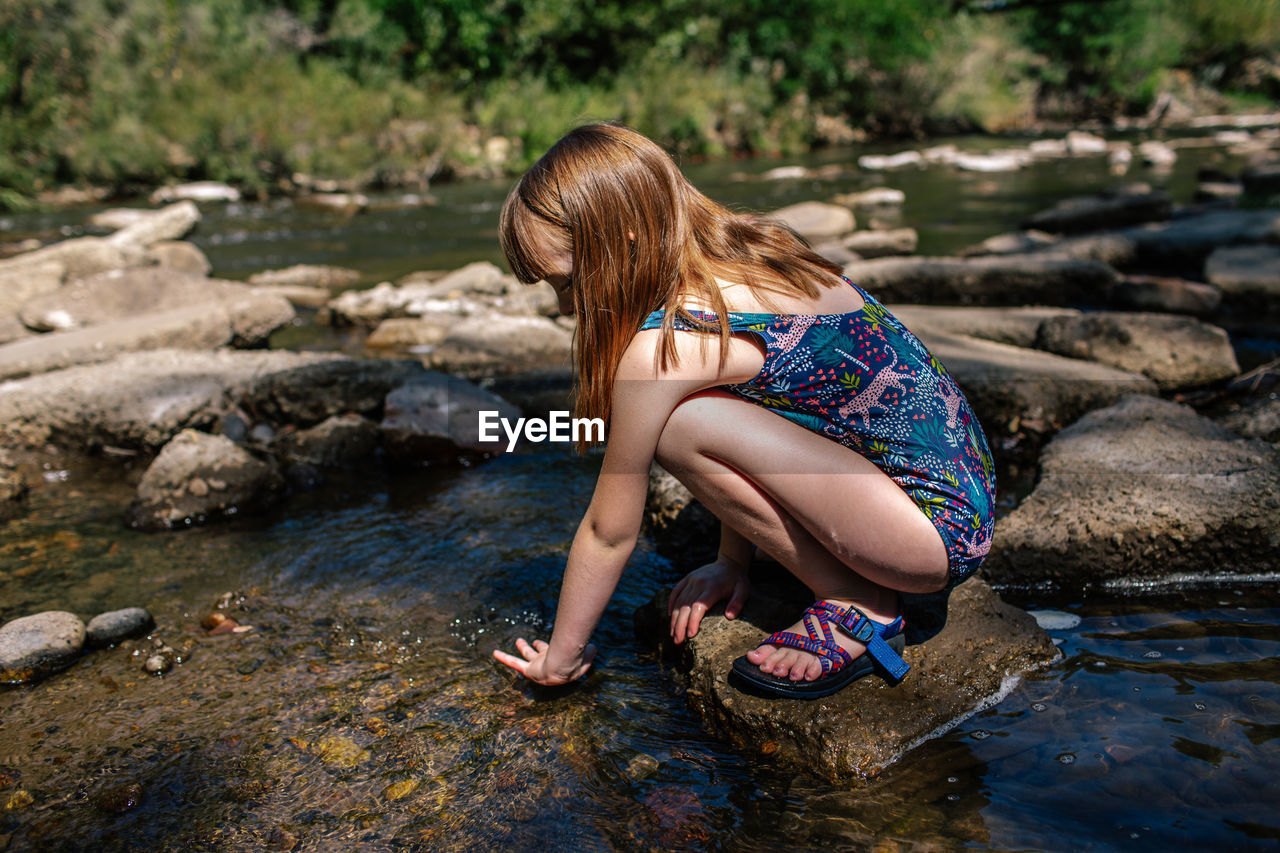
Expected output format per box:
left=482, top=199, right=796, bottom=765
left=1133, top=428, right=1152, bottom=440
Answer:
left=730, top=601, right=909, bottom=699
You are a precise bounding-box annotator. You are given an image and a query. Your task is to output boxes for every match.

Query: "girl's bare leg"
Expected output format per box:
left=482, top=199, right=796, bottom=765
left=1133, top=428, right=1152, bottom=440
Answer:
left=656, top=391, right=949, bottom=682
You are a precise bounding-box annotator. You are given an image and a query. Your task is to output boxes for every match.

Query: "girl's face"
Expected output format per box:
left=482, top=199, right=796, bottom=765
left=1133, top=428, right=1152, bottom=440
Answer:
left=529, top=219, right=575, bottom=316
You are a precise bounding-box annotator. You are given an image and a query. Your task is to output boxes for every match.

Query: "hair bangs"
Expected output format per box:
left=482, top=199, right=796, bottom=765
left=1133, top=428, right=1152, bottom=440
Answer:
left=499, top=185, right=568, bottom=285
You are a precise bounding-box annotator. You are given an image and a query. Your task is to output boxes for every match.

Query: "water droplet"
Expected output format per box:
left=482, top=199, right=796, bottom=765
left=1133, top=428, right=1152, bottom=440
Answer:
left=1057, top=753, right=1075, bottom=765
left=1142, top=650, right=1162, bottom=659
left=1031, top=703, right=1047, bottom=712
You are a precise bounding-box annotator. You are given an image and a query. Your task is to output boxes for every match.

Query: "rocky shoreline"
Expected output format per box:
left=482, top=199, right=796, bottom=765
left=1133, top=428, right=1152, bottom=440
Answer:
left=2, top=129, right=1278, bottom=779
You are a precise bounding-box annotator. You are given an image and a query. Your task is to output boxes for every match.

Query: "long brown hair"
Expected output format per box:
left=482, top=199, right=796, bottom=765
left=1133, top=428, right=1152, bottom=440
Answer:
left=500, top=123, right=842, bottom=443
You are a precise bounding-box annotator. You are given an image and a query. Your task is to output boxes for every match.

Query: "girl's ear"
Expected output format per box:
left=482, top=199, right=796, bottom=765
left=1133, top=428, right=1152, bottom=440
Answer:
left=627, top=229, right=636, bottom=242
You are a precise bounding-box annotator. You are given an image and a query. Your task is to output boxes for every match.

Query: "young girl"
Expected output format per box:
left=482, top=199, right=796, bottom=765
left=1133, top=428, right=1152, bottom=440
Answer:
left=492, top=123, right=995, bottom=698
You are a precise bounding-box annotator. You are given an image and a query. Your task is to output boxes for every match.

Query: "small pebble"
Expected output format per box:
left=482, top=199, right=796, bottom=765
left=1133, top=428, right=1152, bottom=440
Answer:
left=143, top=653, right=172, bottom=675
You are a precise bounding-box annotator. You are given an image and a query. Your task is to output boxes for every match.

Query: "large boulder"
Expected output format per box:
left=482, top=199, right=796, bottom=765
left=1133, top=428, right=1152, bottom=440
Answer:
left=381, top=373, right=523, bottom=462
left=0, top=236, right=141, bottom=282
left=767, top=202, right=856, bottom=242
left=0, top=290, right=295, bottom=381
left=1034, top=312, right=1240, bottom=390
left=634, top=574, right=1058, bottom=780
left=0, top=349, right=364, bottom=451
left=0, top=611, right=86, bottom=684
left=126, top=429, right=287, bottom=530
left=18, top=268, right=260, bottom=332
left=143, top=241, right=212, bottom=276
left=911, top=330, right=1157, bottom=447
left=1204, top=244, right=1280, bottom=318
left=272, top=413, right=382, bottom=467
left=420, top=314, right=573, bottom=378
left=1022, top=188, right=1172, bottom=234
left=843, top=255, right=1118, bottom=306
left=983, top=395, right=1280, bottom=589
left=890, top=305, right=1080, bottom=349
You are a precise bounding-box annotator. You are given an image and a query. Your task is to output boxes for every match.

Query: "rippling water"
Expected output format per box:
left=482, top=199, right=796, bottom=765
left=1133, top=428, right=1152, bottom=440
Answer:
left=2, top=135, right=1278, bottom=851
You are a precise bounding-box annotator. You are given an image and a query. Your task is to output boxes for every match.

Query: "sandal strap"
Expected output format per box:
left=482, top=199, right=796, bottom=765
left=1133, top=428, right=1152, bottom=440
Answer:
left=761, top=629, right=852, bottom=675
left=813, top=601, right=910, bottom=682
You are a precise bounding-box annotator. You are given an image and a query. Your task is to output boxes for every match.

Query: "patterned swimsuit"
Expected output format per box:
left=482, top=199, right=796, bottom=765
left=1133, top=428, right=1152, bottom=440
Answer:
left=640, top=278, right=996, bottom=582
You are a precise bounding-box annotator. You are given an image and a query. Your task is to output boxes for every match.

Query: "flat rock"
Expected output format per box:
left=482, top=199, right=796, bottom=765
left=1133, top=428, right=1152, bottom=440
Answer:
left=843, top=255, right=1118, bottom=306
left=247, top=264, right=361, bottom=291
left=150, top=182, right=241, bottom=204
left=959, top=230, right=1059, bottom=257
left=767, top=202, right=856, bottom=242
left=242, top=357, right=426, bottom=428
left=0, top=611, right=86, bottom=684
left=0, top=290, right=295, bottom=381
left=829, top=228, right=917, bottom=258
left=1034, top=312, right=1240, bottom=390
left=0, top=237, right=141, bottom=283
left=420, top=314, right=573, bottom=378
left=85, top=608, right=155, bottom=648
left=834, top=188, right=905, bottom=207
left=126, top=429, right=287, bottom=530
left=633, top=575, right=1058, bottom=780
left=1111, top=275, right=1222, bottom=316
left=102, top=202, right=199, bottom=249
left=1022, top=189, right=1171, bottom=234
left=1128, top=209, right=1280, bottom=271
left=381, top=373, right=523, bottom=462
left=983, top=395, right=1280, bottom=590
left=1204, top=244, right=1280, bottom=317
left=272, top=414, right=382, bottom=467
left=909, top=330, right=1157, bottom=447
left=0, top=348, right=363, bottom=451
left=18, top=268, right=261, bottom=332
left=890, top=305, right=1080, bottom=349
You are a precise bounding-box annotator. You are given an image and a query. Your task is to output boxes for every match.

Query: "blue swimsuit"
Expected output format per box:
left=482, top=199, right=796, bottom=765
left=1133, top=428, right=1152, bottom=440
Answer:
left=640, top=278, right=996, bottom=582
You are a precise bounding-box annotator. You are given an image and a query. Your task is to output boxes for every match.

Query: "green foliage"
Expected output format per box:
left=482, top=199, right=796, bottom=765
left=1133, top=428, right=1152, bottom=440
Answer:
left=0, top=0, right=1276, bottom=203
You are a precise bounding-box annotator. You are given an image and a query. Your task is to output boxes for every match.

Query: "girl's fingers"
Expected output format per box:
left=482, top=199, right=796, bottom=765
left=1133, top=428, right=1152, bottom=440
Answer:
left=492, top=648, right=528, bottom=674
left=532, top=639, right=549, bottom=653
left=668, top=578, right=688, bottom=614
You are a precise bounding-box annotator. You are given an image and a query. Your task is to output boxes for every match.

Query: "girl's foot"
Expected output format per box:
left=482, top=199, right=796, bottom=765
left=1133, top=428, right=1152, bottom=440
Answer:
left=745, top=598, right=899, bottom=682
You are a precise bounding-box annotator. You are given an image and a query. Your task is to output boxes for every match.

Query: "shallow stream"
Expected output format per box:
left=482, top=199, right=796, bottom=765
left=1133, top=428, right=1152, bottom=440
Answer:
left=1, top=135, right=1278, bottom=851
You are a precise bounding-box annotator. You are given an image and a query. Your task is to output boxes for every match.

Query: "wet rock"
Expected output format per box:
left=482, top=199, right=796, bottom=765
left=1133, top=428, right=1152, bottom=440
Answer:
left=1021, top=188, right=1171, bottom=234
left=18, top=268, right=267, bottom=332
left=767, top=202, right=855, bottom=242
left=910, top=330, right=1157, bottom=450
left=1111, top=275, right=1222, bottom=317
left=126, top=429, right=287, bottom=530
left=421, top=314, right=573, bottom=378
left=0, top=457, right=28, bottom=519
left=85, top=607, right=155, bottom=648
left=1204, top=244, right=1280, bottom=317
left=825, top=228, right=917, bottom=259
left=644, top=464, right=718, bottom=569
left=633, top=576, right=1058, bottom=779
left=244, top=358, right=427, bottom=427
left=91, top=780, right=144, bottom=812
left=143, top=241, right=212, bottom=276
left=1034, top=312, right=1239, bottom=391
left=150, top=181, right=240, bottom=203
left=0, top=288, right=295, bottom=381
left=0, top=611, right=86, bottom=684
left=380, top=373, right=522, bottom=462
left=0, top=348, right=344, bottom=451
left=890, top=305, right=1080, bottom=349
left=842, top=255, right=1118, bottom=306
left=143, top=653, right=172, bottom=674
left=248, top=264, right=361, bottom=291
left=983, top=395, right=1280, bottom=589
left=272, top=414, right=382, bottom=467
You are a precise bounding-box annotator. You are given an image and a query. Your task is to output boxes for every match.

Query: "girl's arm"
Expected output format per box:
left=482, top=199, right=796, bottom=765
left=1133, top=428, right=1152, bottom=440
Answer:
left=494, top=329, right=751, bottom=685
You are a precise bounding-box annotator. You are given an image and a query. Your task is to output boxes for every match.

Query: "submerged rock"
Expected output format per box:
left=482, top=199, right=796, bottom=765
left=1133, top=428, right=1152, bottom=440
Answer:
left=983, top=395, right=1280, bottom=590
left=634, top=575, right=1058, bottom=780
left=85, top=608, right=156, bottom=648
left=0, top=611, right=86, bottom=684
left=126, top=429, right=287, bottom=530
left=1034, top=312, right=1239, bottom=391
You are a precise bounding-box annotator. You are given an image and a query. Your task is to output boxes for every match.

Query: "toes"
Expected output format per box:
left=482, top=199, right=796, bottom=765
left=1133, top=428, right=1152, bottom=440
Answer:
left=746, top=645, right=773, bottom=665
left=805, top=657, right=824, bottom=681
left=788, top=656, right=810, bottom=681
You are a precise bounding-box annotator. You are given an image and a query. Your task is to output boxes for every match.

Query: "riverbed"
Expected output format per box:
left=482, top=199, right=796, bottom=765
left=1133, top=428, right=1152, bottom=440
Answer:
left=1, top=135, right=1278, bottom=851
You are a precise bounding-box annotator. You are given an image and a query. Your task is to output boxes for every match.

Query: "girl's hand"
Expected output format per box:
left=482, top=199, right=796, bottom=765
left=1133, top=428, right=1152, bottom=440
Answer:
left=668, top=558, right=751, bottom=644
left=493, top=638, right=596, bottom=686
